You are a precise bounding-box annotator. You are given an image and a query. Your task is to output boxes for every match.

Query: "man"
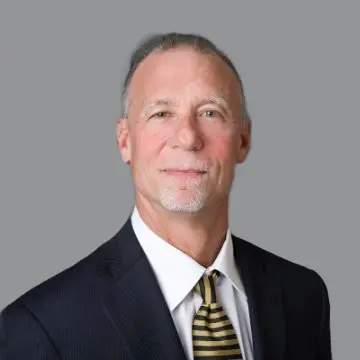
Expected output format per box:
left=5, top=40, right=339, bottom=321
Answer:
left=0, top=32, right=332, bottom=360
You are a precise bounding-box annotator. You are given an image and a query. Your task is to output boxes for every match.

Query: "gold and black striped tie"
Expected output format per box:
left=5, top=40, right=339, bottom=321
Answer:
left=192, top=270, right=243, bottom=359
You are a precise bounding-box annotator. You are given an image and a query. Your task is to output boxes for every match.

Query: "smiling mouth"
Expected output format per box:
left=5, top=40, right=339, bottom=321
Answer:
left=163, top=169, right=206, bottom=173
left=161, top=169, right=207, bottom=178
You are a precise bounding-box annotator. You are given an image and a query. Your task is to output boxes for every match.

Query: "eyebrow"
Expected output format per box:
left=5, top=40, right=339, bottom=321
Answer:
left=141, top=98, right=176, bottom=116
left=140, top=96, right=231, bottom=117
left=197, top=97, right=231, bottom=114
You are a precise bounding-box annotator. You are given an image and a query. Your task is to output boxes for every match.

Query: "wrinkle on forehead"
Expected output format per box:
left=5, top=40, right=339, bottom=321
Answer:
left=128, top=48, right=243, bottom=120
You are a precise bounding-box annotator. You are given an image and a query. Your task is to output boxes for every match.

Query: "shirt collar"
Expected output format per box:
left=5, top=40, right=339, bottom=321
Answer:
left=131, top=206, right=247, bottom=312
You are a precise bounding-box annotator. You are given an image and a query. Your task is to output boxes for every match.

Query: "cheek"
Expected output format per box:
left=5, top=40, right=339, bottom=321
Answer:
left=209, top=135, right=235, bottom=161
left=134, top=129, right=166, bottom=161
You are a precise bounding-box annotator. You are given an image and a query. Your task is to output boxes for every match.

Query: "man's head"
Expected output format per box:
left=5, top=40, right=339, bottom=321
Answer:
left=116, top=33, right=251, bottom=214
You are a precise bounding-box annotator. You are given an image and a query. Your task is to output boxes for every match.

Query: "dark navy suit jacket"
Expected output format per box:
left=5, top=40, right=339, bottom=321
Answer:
left=0, top=217, right=332, bottom=359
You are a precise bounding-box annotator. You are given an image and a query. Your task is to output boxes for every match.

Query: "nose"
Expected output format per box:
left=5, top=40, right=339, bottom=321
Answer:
left=170, top=115, right=204, bottom=151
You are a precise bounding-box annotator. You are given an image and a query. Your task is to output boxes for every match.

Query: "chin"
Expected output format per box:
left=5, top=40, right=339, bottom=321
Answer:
left=158, top=190, right=207, bottom=213
left=160, top=201, right=205, bottom=213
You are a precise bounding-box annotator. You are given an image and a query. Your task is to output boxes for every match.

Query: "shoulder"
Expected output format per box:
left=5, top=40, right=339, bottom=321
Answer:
left=2, top=253, right=90, bottom=316
left=1, top=231, right=118, bottom=319
left=232, top=235, right=330, bottom=324
left=1, top=218, right=139, bottom=317
left=232, top=235, right=328, bottom=294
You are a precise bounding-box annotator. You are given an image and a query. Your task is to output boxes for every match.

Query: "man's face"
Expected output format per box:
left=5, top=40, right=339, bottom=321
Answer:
left=117, top=47, right=250, bottom=213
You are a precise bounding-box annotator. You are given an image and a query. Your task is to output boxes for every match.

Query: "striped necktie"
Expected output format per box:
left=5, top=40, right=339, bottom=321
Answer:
left=192, top=270, right=243, bottom=359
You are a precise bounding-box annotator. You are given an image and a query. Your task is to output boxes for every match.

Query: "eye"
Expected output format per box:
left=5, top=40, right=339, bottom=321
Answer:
left=151, top=111, right=171, bottom=119
left=201, top=110, right=222, bottom=118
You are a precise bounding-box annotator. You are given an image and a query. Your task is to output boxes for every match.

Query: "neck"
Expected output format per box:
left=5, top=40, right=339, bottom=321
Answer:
left=134, top=193, right=229, bottom=267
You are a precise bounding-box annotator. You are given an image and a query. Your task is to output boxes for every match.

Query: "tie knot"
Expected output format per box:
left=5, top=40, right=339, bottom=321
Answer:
left=194, top=270, right=221, bottom=304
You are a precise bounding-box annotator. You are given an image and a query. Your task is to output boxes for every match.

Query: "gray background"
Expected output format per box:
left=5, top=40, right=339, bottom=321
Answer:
left=1, top=1, right=359, bottom=358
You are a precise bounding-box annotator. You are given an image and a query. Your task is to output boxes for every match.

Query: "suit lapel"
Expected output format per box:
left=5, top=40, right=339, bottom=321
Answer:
left=233, top=235, right=286, bottom=360
left=100, top=218, right=187, bottom=360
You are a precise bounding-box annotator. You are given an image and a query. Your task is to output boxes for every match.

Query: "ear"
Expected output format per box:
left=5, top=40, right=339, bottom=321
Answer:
left=116, top=118, right=132, bottom=164
left=236, top=120, right=251, bottom=164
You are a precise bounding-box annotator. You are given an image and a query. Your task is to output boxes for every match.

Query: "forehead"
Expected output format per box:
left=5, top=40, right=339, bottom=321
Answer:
left=128, top=47, right=242, bottom=110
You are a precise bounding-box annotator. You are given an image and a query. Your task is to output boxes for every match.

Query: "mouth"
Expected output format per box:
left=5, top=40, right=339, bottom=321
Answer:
left=163, top=169, right=206, bottom=173
left=161, top=169, right=207, bottom=178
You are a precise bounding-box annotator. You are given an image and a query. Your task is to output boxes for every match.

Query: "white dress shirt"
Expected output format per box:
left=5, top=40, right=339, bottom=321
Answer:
left=131, top=207, right=254, bottom=360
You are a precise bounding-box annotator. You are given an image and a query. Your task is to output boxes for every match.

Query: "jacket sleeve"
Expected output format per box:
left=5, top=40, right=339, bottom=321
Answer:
left=0, top=302, right=60, bottom=360
left=315, top=272, right=333, bottom=360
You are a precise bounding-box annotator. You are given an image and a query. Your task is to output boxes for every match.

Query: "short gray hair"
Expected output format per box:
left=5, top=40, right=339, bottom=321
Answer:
left=120, top=32, right=251, bottom=122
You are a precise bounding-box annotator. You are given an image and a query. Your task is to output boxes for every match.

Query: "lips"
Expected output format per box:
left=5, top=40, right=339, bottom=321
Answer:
left=163, top=169, right=206, bottom=173
left=160, top=169, right=208, bottom=180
